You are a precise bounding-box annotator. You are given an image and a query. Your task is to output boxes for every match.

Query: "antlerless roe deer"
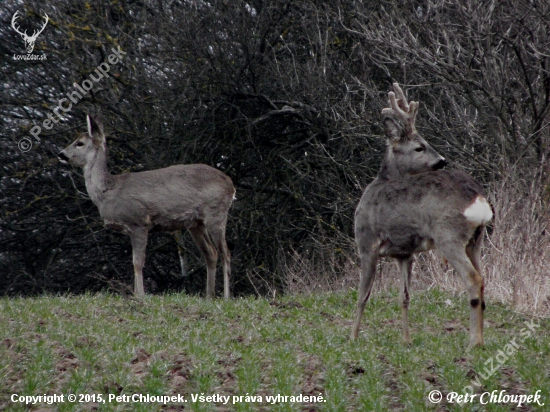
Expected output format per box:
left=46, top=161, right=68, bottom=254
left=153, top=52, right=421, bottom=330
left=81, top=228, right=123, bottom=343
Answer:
left=351, top=84, right=493, bottom=349
left=59, top=115, right=235, bottom=298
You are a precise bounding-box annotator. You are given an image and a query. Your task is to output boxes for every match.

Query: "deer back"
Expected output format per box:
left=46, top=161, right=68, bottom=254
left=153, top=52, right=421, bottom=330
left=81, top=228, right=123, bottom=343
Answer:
left=356, top=169, right=489, bottom=257
left=101, top=164, right=235, bottom=232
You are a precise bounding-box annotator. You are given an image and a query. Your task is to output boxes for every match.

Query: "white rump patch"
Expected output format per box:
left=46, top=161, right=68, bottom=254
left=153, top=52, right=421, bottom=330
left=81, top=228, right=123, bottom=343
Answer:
left=463, top=196, right=493, bottom=225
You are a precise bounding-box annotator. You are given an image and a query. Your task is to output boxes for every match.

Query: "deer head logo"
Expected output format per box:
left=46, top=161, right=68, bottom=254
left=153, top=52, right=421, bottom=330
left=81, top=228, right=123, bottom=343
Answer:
left=11, top=11, right=49, bottom=54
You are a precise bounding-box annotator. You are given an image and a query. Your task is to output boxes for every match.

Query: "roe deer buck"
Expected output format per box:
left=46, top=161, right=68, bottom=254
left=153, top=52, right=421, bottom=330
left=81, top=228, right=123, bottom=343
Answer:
left=351, top=84, right=493, bottom=349
left=59, top=114, right=235, bottom=298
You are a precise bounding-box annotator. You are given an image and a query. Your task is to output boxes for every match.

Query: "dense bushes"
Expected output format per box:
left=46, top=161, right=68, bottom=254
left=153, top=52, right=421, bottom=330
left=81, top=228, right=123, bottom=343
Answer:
left=1, top=0, right=548, bottom=297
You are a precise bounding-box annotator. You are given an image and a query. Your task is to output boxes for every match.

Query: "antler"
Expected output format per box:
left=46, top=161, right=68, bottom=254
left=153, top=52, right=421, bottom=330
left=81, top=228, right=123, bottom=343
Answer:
left=381, top=83, right=419, bottom=135
left=11, top=11, right=48, bottom=40
left=31, top=13, right=49, bottom=39
left=11, top=11, right=27, bottom=37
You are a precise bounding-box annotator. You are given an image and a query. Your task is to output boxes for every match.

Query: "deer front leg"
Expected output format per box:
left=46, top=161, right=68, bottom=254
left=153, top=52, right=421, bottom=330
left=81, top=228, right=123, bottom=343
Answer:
left=398, top=257, right=413, bottom=345
left=351, top=246, right=378, bottom=340
left=130, top=228, right=149, bottom=296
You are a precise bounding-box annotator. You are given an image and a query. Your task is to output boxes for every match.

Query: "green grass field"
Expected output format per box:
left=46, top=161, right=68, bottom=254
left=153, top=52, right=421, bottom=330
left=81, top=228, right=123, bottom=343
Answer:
left=1, top=289, right=548, bottom=411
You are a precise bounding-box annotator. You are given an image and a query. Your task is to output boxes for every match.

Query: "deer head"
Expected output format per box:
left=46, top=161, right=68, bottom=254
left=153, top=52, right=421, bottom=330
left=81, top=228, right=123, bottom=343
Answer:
left=379, top=83, right=447, bottom=179
left=11, top=11, right=49, bottom=54
left=58, top=115, right=106, bottom=168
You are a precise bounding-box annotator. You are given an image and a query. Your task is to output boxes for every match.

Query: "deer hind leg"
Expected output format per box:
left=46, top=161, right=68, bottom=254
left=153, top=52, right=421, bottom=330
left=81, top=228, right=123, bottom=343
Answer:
left=398, top=257, right=414, bottom=345
left=466, top=226, right=484, bottom=275
left=351, top=246, right=378, bottom=340
left=438, top=241, right=484, bottom=349
left=130, top=228, right=149, bottom=296
left=466, top=226, right=486, bottom=339
left=189, top=223, right=219, bottom=299
left=207, top=222, right=231, bottom=299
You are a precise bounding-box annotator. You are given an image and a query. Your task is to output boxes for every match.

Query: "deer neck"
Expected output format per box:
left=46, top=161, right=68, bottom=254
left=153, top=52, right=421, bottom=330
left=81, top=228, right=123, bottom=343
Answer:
left=378, top=154, right=404, bottom=181
left=83, top=145, right=112, bottom=207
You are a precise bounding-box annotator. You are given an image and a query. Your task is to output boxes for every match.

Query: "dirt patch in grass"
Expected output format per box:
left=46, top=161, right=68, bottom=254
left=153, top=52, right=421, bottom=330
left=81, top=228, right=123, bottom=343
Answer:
left=443, top=319, right=466, bottom=333
left=376, top=353, right=404, bottom=412
left=166, top=351, right=194, bottom=394
left=298, top=353, right=325, bottom=397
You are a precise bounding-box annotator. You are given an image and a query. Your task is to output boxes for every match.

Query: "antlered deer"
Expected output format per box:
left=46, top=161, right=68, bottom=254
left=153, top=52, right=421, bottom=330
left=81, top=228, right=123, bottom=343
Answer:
left=11, top=11, right=49, bottom=54
left=59, top=115, right=235, bottom=298
left=351, top=84, right=493, bottom=349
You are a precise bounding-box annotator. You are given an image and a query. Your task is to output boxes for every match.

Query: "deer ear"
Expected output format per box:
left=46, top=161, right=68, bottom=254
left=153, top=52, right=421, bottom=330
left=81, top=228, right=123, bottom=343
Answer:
left=383, top=116, right=406, bottom=142
left=86, top=114, right=105, bottom=145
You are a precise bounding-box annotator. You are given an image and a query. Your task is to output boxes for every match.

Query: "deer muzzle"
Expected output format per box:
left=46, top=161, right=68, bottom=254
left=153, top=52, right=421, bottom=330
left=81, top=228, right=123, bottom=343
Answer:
left=58, top=152, right=69, bottom=164
left=433, top=158, right=447, bottom=170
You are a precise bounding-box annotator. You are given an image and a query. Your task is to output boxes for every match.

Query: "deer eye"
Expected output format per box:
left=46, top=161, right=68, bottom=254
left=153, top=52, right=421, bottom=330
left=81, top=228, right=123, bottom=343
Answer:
left=76, top=141, right=85, bottom=147
left=414, top=146, right=424, bottom=152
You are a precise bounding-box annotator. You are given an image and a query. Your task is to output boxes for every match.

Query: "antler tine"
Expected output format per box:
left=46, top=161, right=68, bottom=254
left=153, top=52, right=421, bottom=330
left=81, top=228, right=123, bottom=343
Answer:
left=392, top=83, right=410, bottom=112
